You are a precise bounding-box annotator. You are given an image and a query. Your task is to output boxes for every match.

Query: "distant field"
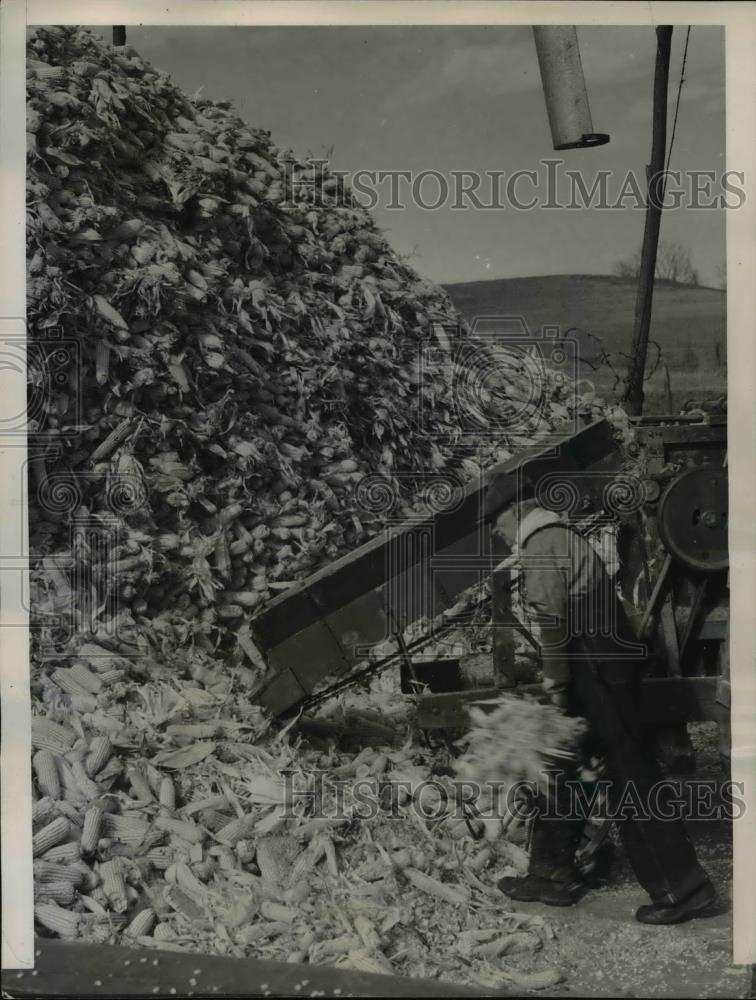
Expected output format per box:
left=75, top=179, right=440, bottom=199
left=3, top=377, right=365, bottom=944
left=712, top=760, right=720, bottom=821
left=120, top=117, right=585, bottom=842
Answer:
left=444, top=274, right=726, bottom=413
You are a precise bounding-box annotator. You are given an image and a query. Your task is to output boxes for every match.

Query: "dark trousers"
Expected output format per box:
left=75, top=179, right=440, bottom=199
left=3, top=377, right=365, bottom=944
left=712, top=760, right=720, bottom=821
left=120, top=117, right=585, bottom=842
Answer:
left=528, top=654, right=710, bottom=905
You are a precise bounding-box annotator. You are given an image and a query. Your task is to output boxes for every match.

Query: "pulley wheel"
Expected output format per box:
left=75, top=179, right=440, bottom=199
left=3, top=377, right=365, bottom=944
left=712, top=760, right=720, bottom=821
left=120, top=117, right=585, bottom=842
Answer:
left=657, top=468, right=728, bottom=572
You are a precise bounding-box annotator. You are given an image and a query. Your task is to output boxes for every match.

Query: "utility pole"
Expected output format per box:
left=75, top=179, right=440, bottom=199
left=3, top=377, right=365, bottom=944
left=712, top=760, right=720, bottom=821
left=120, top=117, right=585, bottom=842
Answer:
left=624, top=26, right=673, bottom=416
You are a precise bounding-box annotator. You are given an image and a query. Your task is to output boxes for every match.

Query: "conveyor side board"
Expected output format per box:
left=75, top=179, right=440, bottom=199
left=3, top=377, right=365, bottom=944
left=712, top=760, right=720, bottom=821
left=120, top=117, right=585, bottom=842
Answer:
left=250, top=419, right=620, bottom=716
left=1, top=939, right=508, bottom=998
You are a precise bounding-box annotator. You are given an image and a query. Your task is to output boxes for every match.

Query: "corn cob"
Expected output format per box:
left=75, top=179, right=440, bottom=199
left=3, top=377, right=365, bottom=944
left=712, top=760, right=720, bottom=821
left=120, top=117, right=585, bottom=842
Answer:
left=32, top=717, right=76, bottom=754
left=346, top=949, right=394, bottom=975
left=401, top=867, right=470, bottom=906
left=354, top=915, right=382, bottom=952
left=99, top=858, right=128, bottom=912
left=34, top=860, right=83, bottom=885
left=33, top=750, right=61, bottom=800
left=143, top=847, right=174, bottom=870
left=153, top=922, right=176, bottom=941
left=80, top=804, right=104, bottom=854
left=159, top=776, right=175, bottom=812
left=42, top=841, right=81, bottom=864
left=287, top=836, right=326, bottom=886
left=191, top=860, right=215, bottom=881
left=98, top=669, right=125, bottom=685
left=69, top=861, right=99, bottom=891
left=32, top=797, right=56, bottom=827
left=215, top=815, right=254, bottom=846
left=127, top=766, right=155, bottom=802
left=126, top=907, right=157, bottom=938
left=85, top=736, right=113, bottom=776
left=34, top=902, right=80, bottom=939
left=102, top=812, right=150, bottom=846
left=260, top=900, right=297, bottom=923
left=33, top=816, right=71, bottom=857
left=183, top=794, right=228, bottom=817
left=79, top=894, right=109, bottom=917
left=70, top=662, right=103, bottom=694
left=52, top=668, right=93, bottom=699
left=174, top=862, right=206, bottom=900
left=68, top=756, right=101, bottom=799
left=154, top=816, right=205, bottom=844
left=34, top=881, right=77, bottom=906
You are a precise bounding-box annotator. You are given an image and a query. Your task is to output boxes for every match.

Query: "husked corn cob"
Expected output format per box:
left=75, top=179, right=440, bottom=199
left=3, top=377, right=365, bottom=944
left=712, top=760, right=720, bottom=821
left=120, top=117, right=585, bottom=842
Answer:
left=215, top=815, right=254, bottom=846
left=34, top=860, right=83, bottom=885
left=143, top=847, right=173, bottom=870
left=42, top=841, right=81, bottom=864
left=52, top=668, right=93, bottom=698
left=174, top=862, right=206, bottom=899
left=102, top=812, right=150, bottom=846
left=346, top=948, right=394, bottom=975
left=34, top=902, right=80, bottom=939
left=80, top=804, right=104, bottom=854
left=69, top=861, right=99, bottom=891
left=32, top=797, right=56, bottom=827
left=159, top=776, right=175, bottom=811
left=153, top=922, right=176, bottom=941
left=402, top=867, right=470, bottom=906
left=126, top=907, right=157, bottom=938
left=260, top=900, right=297, bottom=923
left=198, top=808, right=230, bottom=832
left=68, top=756, right=101, bottom=798
left=32, top=717, right=76, bottom=754
left=99, top=858, right=128, bottom=912
left=33, top=750, right=61, bottom=800
left=79, top=894, right=109, bottom=917
left=34, top=881, right=77, bottom=905
left=33, top=816, right=70, bottom=857
left=98, top=669, right=125, bottom=684
left=182, top=793, right=228, bottom=817
left=128, top=766, right=155, bottom=802
left=85, top=736, right=113, bottom=776
left=154, top=816, right=205, bottom=844
left=70, top=662, right=103, bottom=694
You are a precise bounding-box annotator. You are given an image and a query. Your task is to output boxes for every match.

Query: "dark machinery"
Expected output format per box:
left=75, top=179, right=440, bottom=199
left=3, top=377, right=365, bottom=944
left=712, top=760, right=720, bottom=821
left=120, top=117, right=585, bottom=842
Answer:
left=248, top=413, right=729, bottom=754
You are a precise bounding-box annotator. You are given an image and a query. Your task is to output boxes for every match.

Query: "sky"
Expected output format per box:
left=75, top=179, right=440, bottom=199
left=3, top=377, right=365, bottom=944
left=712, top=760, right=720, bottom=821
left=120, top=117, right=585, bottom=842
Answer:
left=94, top=24, right=726, bottom=288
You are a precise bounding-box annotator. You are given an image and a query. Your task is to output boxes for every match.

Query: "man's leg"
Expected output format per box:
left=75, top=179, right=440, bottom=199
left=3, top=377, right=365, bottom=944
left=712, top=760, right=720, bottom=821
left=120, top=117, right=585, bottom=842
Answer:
left=570, top=663, right=713, bottom=908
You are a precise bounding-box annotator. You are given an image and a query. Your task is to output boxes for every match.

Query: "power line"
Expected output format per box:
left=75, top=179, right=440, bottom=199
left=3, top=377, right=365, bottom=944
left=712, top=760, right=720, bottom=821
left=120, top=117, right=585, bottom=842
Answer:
left=665, top=26, right=692, bottom=177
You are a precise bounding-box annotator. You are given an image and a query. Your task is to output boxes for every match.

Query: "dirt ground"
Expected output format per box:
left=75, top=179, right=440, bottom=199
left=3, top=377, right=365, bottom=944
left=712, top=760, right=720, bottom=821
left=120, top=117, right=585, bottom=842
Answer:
left=511, top=723, right=751, bottom=998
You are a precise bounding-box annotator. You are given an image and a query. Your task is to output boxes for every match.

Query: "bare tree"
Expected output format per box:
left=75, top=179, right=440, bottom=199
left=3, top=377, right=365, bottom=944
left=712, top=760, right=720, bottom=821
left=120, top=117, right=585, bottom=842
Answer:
left=613, top=239, right=699, bottom=286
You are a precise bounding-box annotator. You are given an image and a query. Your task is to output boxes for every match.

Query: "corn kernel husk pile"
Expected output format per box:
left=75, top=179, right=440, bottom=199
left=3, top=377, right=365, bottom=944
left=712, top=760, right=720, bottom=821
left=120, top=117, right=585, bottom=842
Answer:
left=31, top=633, right=569, bottom=991
left=25, top=25, right=642, bottom=989
left=27, top=25, right=602, bottom=660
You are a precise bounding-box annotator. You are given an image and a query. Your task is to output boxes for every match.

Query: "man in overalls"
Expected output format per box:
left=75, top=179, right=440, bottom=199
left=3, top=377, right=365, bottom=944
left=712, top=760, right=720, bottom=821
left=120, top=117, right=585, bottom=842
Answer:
left=492, top=497, right=717, bottom=924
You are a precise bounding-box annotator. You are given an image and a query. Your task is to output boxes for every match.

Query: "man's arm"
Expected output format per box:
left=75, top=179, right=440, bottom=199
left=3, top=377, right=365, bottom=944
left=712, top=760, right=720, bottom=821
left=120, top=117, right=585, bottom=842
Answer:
left=520, top=535, right=571, bottom=705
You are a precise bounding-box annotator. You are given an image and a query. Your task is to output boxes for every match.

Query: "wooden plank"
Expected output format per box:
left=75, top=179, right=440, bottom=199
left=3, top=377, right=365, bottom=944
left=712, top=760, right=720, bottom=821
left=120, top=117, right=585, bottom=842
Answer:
left=2, top=939, right=498, bottom=998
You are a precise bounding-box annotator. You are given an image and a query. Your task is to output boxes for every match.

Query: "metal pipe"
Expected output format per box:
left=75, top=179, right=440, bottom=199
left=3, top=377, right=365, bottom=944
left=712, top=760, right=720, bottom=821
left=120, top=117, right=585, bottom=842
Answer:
left=624, top=26, right=674, bottom=416
left=532, top=26, right=609, bottom=149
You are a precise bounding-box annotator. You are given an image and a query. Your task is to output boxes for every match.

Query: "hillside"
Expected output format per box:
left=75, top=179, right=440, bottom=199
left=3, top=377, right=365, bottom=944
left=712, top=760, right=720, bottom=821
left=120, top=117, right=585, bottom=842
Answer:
left=444, top=274, right=726, bottom=411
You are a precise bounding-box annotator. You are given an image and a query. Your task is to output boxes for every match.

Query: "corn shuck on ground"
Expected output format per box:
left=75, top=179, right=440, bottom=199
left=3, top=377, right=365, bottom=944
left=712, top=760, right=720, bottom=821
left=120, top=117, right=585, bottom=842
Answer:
left=25, top=25, right=629, bottom=987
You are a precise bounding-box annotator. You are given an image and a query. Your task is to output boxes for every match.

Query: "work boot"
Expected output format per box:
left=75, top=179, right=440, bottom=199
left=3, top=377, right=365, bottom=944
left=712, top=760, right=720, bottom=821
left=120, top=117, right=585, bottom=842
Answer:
left=635, top=881, right=718, bottom=925
left=498, top=874, right=583, bottom=907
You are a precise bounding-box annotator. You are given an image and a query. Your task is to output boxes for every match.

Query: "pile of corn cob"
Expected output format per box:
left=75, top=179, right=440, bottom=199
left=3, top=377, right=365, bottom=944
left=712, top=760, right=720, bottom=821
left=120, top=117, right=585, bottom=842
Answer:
left=29, top=616, right=569, bottom=988
left=26, top=25, right=603, bottom=662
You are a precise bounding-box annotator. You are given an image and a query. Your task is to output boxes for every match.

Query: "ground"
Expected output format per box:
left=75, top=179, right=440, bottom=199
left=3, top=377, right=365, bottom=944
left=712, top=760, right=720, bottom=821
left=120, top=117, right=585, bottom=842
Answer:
left=515, top=723, right=751, bottom=998
left=444, top=275, right=727, bottom=413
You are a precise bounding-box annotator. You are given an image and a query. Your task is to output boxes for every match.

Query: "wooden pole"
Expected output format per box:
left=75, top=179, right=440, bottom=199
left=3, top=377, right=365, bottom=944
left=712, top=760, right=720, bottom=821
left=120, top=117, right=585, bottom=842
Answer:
left=112, top=26, right=126, bottom=47
left=624, top=26, right=673, bottom=416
